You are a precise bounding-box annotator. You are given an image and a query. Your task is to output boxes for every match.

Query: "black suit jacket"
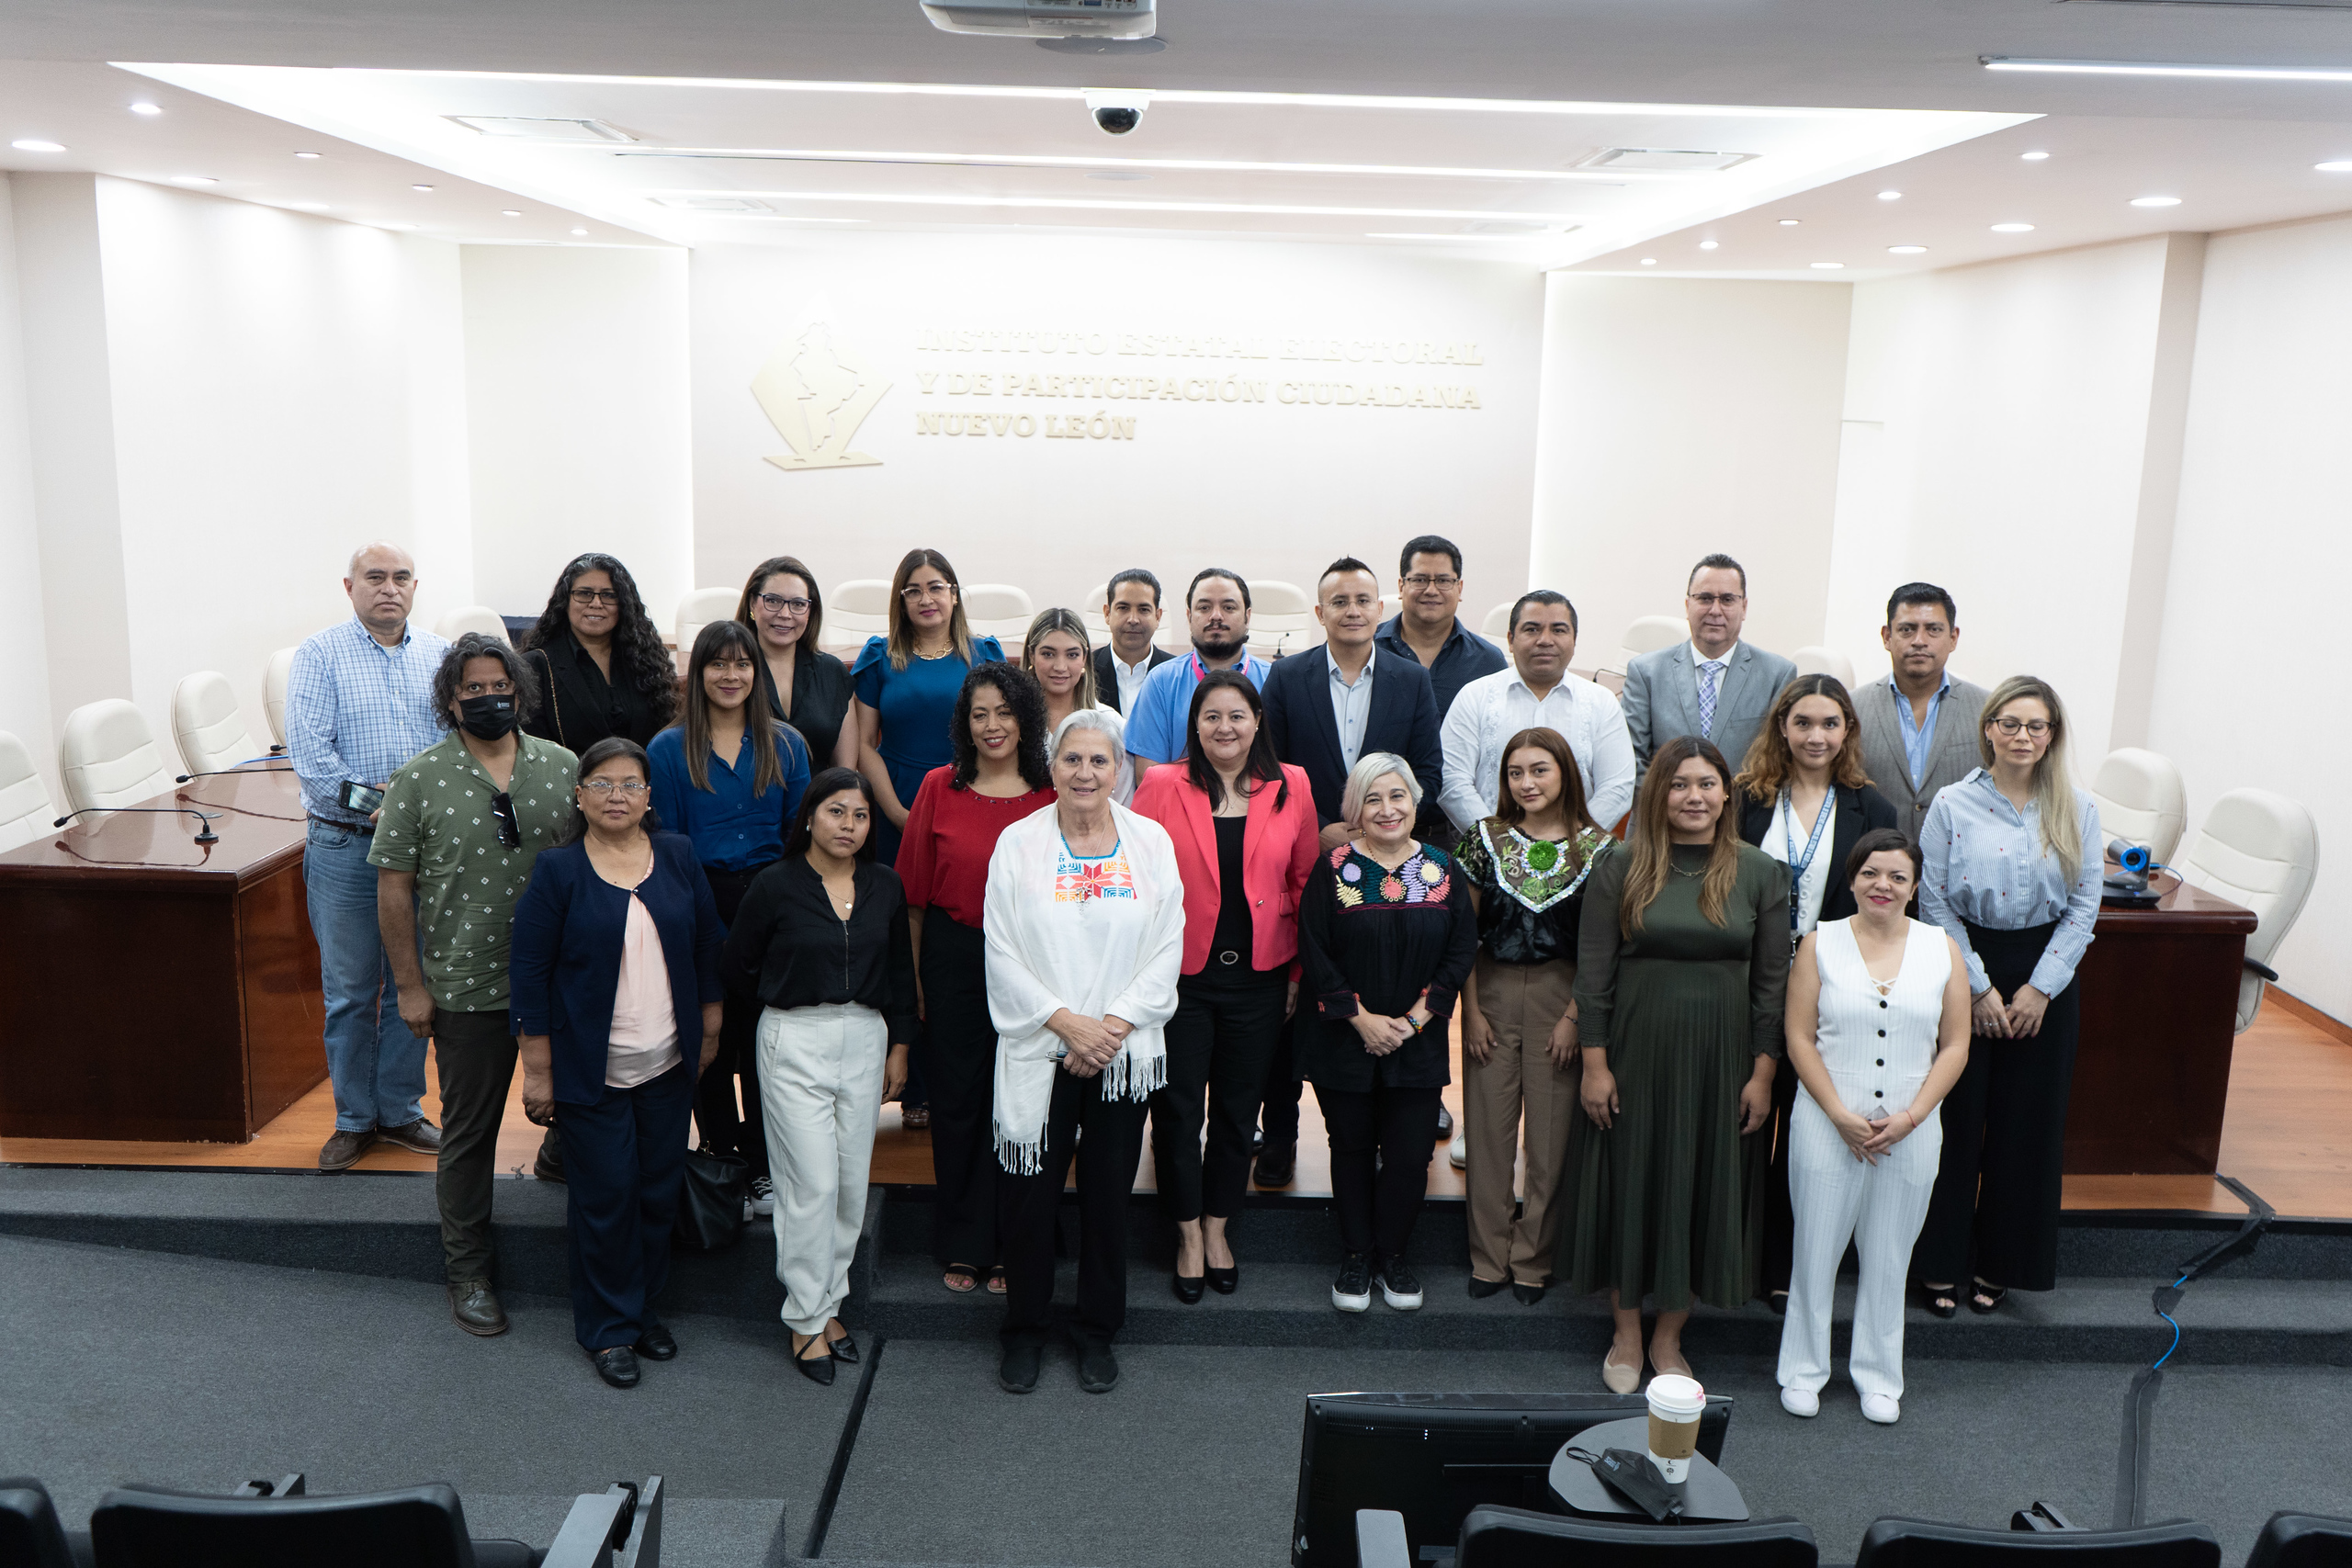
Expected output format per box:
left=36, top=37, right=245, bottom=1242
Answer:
left=1262, top=646, right=1445, bottom=829
left=1737, top=781, right=1902, bottom=926
left=1091, top=643, right=1173, bottom=714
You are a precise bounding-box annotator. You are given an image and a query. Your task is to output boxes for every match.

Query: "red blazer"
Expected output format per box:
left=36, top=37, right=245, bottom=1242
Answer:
left=1132, top=760, right=1320, bottom=976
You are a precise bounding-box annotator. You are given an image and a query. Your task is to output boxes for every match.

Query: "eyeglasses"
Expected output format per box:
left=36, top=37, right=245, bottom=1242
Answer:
left=569, top=588, right=620, bottom=606
left=1992, top=717, right=2053, bottom=737
left=580, top=779, right=650, bottom=796
left=754, top=593, right=812, bottom=616
left=490, top=792, right=521, bottom=850
left=1689, top=592, right=1746, bottom=608
left=1401, top=574, right=1462, bottom=591
left=901, top=581, right=954, bottom=602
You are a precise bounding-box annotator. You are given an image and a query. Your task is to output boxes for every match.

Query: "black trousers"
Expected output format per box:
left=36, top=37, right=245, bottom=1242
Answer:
left=558, top=1058, right=694, bottom=1350
left=1151, top=970, right=1287, bottom=1223
left=692, top=863, right=770, bottom=1183
left=435, top=1009, right=518, bottom=1285
left=1914, top=920, right=2081, bottom=1292
left=921, top=915, right=998, bottom=1267
left=1321, top=1082, right=1443, bottom=1261
left=997, top=1070, right=1150, bottom=1348
left=1261, top=1010, right=1306, bottom=1148
left=1758, top=1063, right=1799, bottom=1296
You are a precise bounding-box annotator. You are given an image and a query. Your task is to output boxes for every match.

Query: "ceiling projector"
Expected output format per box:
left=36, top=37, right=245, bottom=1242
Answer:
left=921, top=0, right=1157, bottom=39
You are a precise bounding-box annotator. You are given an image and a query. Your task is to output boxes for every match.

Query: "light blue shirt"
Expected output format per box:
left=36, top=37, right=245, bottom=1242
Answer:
left=1919, top=769, right=2102, bottom=998
left=285, top=615, right=451, bottom=824
left=1893, top=671, right=1951, bottom=790
left=1327, top=649, right=1374, bottom=771
left=1122, top=649, right=1271, bottom=763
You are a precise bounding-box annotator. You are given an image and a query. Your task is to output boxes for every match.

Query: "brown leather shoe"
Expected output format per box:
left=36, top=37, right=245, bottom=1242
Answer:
left=449, top=1280, right=509, bottom=1337
left=319, top=1127, right=376, bottom=1173
left=378, top=1118, right=442, bottom=1155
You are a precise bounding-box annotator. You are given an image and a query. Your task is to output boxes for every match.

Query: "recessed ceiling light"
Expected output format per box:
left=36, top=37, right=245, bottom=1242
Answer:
left=2020, top=151, right=2051, bottom=162
left=1888, top=244, right=1928, bottom=254
left=130, top=102, right=162, bottom=117
left=2318, top=161, right=2352, bottom=173
left=1991, top=221, right=2035, bottom=232
left=1984, top=56, right=2352, bottom=84
left=1640, top=257, right=1658, bottom=265
left=173, top=175, right=219, bottom=186
left=1778, top=218, right=1801, bottom=227
left=1698, top=240, right=1719, bottom=250
left=295, top=151, right=322, bottom=159
left=1877, top=190, right=1902, bottom=201
left=10, top=139, right=65, bottom=152
left=2130, top=195, right=2182, bottom=208
left=502, top=209, right=524, bottom=217
left=1811, top=261, right=1845, bottom=269
left=413, top=184, right=435, bottom=192
left=571, top=227, right=589, bottom=235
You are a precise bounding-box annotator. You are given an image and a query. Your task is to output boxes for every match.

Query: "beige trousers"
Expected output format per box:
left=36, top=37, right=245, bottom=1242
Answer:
left=1462, top=954, right=1580, bottom=1287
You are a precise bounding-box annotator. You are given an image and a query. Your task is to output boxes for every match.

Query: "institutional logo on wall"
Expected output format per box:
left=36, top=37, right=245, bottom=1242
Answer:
left=752, top=300, right=890, bottom=471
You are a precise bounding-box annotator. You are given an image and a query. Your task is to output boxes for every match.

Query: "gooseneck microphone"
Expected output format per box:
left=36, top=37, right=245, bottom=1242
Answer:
left=52, top=805, right=221, bottom=844
left=175, top=757, right=294, bottom=784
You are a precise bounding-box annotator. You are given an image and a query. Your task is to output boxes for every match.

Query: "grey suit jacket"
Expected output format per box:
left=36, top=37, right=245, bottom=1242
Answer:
left=1622, top=640, right=1799, bottom=788
left=1856, top=672, right=1992, bottom=843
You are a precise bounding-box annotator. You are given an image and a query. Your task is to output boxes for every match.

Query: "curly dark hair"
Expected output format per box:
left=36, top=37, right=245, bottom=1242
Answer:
left=949, top=661, right=1050, bottom=791
left=525, top=553, right=679, bottom=727
left=432, top=632, right=539, bottom=729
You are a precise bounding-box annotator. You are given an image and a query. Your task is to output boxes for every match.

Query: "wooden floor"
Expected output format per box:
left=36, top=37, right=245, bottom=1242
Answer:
left=7, top=988, right=2351, bottom=1220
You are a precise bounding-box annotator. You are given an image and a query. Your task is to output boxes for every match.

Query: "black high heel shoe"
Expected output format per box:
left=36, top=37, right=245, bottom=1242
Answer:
left=1172, top=1272, right=1205, bottom=1304
left=826, top=1326, right=860, bottom=1364
left=1204, top=1265, right=1238, bottom=1295
left=1915, top=1281, right=1959, bottom=1320
left=792, top=1336, right=837, bottom=1385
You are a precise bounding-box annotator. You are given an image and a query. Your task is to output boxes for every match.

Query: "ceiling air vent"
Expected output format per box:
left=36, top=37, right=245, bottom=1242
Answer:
left=446, top=117, right=639, bottom=142
left=1577, top=148, right=1757, bottom=173
left=651, top=196, right=775, bottom=213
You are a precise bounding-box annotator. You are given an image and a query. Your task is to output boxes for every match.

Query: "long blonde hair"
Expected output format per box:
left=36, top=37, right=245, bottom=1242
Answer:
left=1978, top=674, right=2082, bottom=885
left=1621, top=736, right=1743, bottom=933
left=1023, top=607, right=1100, bottom=711
left=885, top=547, right=976, bottom=671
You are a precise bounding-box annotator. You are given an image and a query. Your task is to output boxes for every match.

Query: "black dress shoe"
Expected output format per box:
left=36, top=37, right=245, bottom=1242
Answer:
left=1252, top=1143, right=1295, bottom=1188
left=589, top=1347, right=639, bottom=1389
left=1766, top=1291, right=1789, bottom=1317
left=826, top=1329, right=859, bottom=1365
left=1204, top=1265, right=1238, bottom=1295
left=1000, top=1341, right=1042, bottom=1394
left=635, top=1324, right=677, bottom=1360
left=792, top=1342, right=837, bottom=1386
left=1076, top=1338, right=1120, bottom=1393
left=1467, top=1275, right=1509, bottom=1299
left=1511, top=1280, right=1547, bottom=1306
left=448, top=1280, right=508, bottom=1337
left=1171, top=1273, right=1204, bottom=1304
left=1434, top=1104, right=1454, bottom=1141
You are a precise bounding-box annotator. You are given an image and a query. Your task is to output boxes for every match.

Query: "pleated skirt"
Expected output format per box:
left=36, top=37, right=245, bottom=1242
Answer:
left=1567, top=955, right=1767, bottom=1310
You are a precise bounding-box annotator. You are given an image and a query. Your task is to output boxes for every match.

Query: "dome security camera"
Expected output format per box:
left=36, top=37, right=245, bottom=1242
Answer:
left=1083, top=88, right=1152, bottom=135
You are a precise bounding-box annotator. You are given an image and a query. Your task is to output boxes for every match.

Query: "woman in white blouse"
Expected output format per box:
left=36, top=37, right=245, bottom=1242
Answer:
left=1915, top=675, right=2101, bottom=1319
left=1778, top=828, right=1971, bottom=1425
left=985, top=708, right=1185, bottom=1397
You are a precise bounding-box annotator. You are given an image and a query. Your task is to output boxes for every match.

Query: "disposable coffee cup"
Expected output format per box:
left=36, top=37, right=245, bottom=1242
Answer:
left=1645, top=1374, right=1706, bottom=1484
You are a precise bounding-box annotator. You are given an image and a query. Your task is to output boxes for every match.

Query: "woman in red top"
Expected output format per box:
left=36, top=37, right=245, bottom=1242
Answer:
left=896, top=661, right=1056, bottom=1294
left=1131, top=670, right=1319, bottom=1301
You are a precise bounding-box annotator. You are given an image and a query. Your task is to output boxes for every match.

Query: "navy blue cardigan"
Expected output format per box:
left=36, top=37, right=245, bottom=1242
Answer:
left=509, top=830, right=726, bottom=1105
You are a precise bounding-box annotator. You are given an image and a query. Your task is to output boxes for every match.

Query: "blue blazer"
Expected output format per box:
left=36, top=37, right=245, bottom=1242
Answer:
left=509, top=830, right=726, bottom=1105
left=1261, top=645, right=1445, bottom=830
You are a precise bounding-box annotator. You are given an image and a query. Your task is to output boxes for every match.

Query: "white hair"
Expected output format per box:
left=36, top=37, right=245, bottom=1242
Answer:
left=346, top=541, right=415, bottom=578
left=1049, top=706, right=1125, bottom=768
left=1340, top=750, right=1421, bottom=826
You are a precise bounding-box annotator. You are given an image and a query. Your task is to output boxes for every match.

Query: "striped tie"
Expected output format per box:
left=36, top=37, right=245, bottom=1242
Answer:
left=1698, top=660, right=1725, bottom=739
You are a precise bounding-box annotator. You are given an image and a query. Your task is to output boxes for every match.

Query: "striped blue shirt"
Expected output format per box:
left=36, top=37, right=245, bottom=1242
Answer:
left=1919, top=769, right=2102, bottom=998
left=285, top=616, right=451, bottom=824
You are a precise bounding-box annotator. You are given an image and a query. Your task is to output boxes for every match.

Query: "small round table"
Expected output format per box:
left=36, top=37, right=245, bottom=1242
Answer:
left=1546, top=1417, right=1751, bottom=1523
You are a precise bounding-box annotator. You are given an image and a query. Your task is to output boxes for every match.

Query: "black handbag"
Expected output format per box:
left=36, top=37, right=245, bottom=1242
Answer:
left=673, top=1146, right=748, bottom=1251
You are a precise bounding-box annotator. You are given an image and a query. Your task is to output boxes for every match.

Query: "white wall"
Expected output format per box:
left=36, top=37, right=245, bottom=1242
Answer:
left=2150, top=212, right=2352, bottom=1016
left=687, top=231, right=1544, bottom=630
left=1528, top=276, right=1852, bottom=668
left=460, top=244, right=692, bottom=627
left=0, top=177, right=56, bottom=803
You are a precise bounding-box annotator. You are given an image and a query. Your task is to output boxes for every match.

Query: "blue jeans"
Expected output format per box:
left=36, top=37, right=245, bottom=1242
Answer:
left=303, top=818, right=427, bottom=1133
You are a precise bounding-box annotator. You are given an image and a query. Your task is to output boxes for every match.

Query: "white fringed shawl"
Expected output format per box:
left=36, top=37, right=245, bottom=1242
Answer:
left=983, top=797, right=1186, bottom=1175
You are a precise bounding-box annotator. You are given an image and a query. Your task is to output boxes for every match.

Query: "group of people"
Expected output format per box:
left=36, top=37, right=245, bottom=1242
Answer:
left=284, top=535, right=2101, bottom=1417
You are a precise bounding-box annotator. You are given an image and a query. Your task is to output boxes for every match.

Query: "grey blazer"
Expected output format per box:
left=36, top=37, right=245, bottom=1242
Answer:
left=1623, top=640, right=1799, bottom=788
left=1856, top=672, right=1992, bottom=843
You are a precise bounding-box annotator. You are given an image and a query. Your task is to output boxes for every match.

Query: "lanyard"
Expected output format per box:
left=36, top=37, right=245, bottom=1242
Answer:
left=1781, top=787, right=1835, bottom=948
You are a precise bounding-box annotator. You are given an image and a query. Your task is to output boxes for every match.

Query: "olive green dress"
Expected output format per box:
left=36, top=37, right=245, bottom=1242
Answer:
left=1568, top=840, right=1791, bottom=1309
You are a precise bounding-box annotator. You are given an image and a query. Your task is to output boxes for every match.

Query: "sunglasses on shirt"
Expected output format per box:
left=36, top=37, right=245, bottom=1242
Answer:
left=491, top=792, right=521, bottom=850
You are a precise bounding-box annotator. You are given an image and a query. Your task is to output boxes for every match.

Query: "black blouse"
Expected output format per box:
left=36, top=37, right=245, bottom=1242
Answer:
left=1199, top=814, right=1261, bottom=978
left=767, top=648, right=854, bottom=770
left=1295, top=841, right=1478, bottom=1092
left=721, top=855, right=920, bottom=1044
left=1453, top=821, right=1609, bottom=966
left=525, top=631, right=674, bottom=754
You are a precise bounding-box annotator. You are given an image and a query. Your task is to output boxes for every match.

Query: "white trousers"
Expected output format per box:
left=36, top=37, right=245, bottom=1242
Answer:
left=1776, top=1087, right=1941, bottom=1400
left=757, top=1002, right=886, bottom=1337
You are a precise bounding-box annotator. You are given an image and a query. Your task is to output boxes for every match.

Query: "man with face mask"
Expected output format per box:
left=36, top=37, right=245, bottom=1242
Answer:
left=372, top=633, right=577, bottom=1337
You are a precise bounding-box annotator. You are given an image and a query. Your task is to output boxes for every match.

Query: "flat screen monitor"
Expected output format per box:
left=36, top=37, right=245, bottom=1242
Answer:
left=1290, top=1391, right=1734, bottom=1568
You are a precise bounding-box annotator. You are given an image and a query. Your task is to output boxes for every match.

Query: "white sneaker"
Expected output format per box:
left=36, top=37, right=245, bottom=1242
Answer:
left=1447, top=1129, right=1468, bottom=1170
left=1779, top=1387, right=1819, bottom=1418
left=1377, top=1260, right=1425, bottom=1311
left=750, top=1176, right=776, bottom=1217
left=1860, top=1393, right=1901, bottom=1425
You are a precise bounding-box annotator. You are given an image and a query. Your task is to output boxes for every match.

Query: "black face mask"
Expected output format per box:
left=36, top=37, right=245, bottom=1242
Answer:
left=457, top=693, right=518, bottom=740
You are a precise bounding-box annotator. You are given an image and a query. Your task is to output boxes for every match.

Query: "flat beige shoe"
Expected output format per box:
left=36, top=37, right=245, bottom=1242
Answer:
left=1601, top=1348, right=1642, bottom=1394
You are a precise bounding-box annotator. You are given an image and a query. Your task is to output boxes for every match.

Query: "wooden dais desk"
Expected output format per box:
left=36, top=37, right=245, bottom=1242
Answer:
left=2064, top=870, right=2256, bottom=1176
left=0, top=767, right=324, bottom=1143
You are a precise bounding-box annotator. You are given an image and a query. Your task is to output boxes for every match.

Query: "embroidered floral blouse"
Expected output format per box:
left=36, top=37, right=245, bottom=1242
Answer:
left=1295, top=840, right=1480, bottom=1093
left=1453, top=820, right=1609, bottom=967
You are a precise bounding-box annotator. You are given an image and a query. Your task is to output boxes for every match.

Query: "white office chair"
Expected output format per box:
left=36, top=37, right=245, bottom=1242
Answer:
left=0, top=730, right=56, bottom=852
left=1245, top=579, right=1322, bottom=660
left=2091, top=748, right=2189, bottom=863
left=1382, top=594, right=1405, bottom=626
left=433, top=605, right=510, bottom=643
left=1619, top=615, right=1686, bottom=663
left=57, top=699, right=178, bottom=818
left=827, top=578, right=894, bottom=655
left=673, top=588, right=741, bottom=656
left=1481, top=602, right=1514, bottom=640
left=1081, top=607, right=1114, bottom=646
left=963, top=583, right=1036, bottom=649
left=262, top=648, right=296, bottom=749
left=2172, top=790, right=2319, bottom=1033
left=1791, top=646, right=1857, bottom=688
left=171, top=671, right=266, bottom=778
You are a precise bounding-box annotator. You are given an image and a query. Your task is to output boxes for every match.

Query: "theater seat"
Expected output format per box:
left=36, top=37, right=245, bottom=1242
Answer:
left=1355, top=1506, right=1819, bottom=1568
left=1791, top=646, right=1856, bottom=688
left=0, top=732, right=57, bottom=853
left=57, top=700, right=177, bottom=818
left=90, top=1481, right=539, bottom=1568
left=672, top=587, right=741, bottom=654
left=171, top=671, right=266, bottom=778
left=1482, top=602, right=1513, bottom=640
left=1852, top=1516, right=2220, bottom=1566
left=1, top=1476, right=88, bottom=1568
left=963, top=582, right=1035, bottom=648
left=2245, top=1511, right=2352, bottom=1567
left=2172, top=789, right=2320, bottom=1032
left=2090, top=748, right=2188, bottom=864
left=262, top=649, right=296, bottom=749
left=432, top=605, right=510, bottom=644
